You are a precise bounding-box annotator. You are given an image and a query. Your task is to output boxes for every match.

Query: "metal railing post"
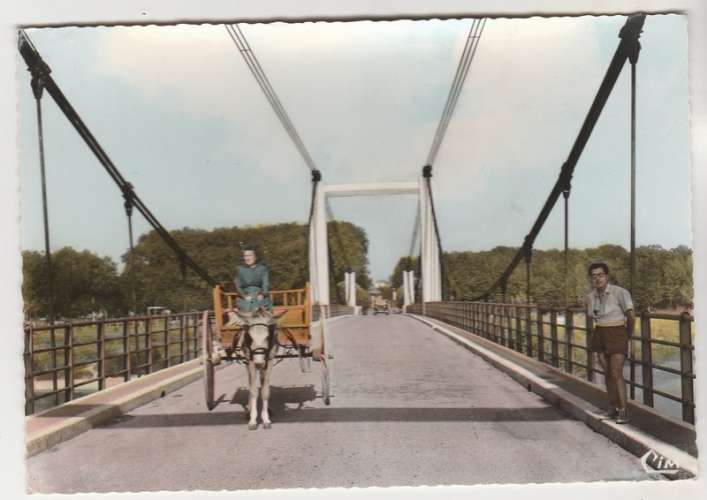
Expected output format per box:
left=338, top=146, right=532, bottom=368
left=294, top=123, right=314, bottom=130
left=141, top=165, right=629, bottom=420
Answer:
left=550, top=309, right=559, bottom=367
left=629, top=330, right=636, bottom=400
left=50, top=326, right=58, bottom=405
left=179, top=315, right=186, bottom=364
left=164, top=315, right=170, bottom=368
left=537, top=308, right=545, bottom=363
left=565, top=310, right=574, bottom=374
left=194, top=313, right=200, bottom=356
left=525, top=307, right=532, bottom=356
left=123, top=319, right=131, bottom=382
left=64, top=324, right=72, bottom=402
left=679, top=312, right=695, bottom=424
left=499, top=304, right=505, bottom=345
left=97, top=321, right=105, bottom=390
left=640, top=313, right=654, bottom=407
left=485, top=302, right=491, bottom=339
left=515, top=306, right=523, bottom=353
left=25, top=327, right=35, bottom=415
left=585, top=313, right=595, bottom=382
left=147, top=317, right=153, bottom=373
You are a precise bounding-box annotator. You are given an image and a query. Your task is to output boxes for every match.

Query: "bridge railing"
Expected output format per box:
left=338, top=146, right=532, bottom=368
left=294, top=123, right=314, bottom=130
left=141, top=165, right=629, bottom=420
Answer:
left=408, top=302, right=695, bottom=424
left=24, top=311, right=207, bottom=416
left=328, top=304, right=356, bottom=318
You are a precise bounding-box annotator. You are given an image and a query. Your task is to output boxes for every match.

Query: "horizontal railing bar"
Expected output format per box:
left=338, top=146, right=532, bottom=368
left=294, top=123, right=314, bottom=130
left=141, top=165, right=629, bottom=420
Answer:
left=106, top=369, right=129, bottom=377
left=30, top=346, right=68, bottom=355
left=73, top=378, right=100, bottom=389
left=434, top=302, right=693, bottom=320
left=72, top=359, right=101, bottom=368
left=104, top=353, right=129, bottom=361
left=69, top=340, right=101, bottom=348
left=31, top=366, right=70, bottom=377
left=25, top=311, right=203, bottom=329
left=32, top=388, right=68, bottom=400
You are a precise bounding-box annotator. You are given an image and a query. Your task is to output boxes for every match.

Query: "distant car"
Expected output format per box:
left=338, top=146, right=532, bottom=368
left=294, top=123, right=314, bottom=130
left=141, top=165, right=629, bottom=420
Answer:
left=373, top=304, right=390, bottom=315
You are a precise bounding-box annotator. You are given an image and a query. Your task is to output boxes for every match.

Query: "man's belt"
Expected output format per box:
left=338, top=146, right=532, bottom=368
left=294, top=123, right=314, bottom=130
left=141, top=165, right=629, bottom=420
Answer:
left=595, top=321, right=626, bottom=328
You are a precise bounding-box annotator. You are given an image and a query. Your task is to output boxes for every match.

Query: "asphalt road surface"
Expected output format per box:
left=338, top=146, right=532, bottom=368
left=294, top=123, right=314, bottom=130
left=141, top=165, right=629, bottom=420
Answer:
left=27, top=315, right=651, bottom=493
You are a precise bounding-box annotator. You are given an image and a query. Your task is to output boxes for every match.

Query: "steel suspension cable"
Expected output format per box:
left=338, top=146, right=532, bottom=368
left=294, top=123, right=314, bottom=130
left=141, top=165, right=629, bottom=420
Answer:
left=225, top=24, right=318, bottom=173
left=416, top=19, right=485, bottom=302
left=470, top=14, right=646, bottom=302
left=225, top=24, right=353, bottom=303
left=426, top=18, right=486, bottom=166
left=18, top=31, right=218, bottom=288
left=30, top=64, right=55, bottom=322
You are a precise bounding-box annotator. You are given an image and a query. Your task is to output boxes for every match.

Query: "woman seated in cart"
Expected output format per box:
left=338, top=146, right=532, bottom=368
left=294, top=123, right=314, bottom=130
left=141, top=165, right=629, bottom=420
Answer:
left=234, top=246, right=272, bottom=312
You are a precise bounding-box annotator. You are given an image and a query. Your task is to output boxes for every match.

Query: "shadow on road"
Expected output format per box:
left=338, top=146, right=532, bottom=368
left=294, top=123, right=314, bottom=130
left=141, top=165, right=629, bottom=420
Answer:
left=228, top=384, right=319, bottom=412
left=101, top=405, right=568, bottom=429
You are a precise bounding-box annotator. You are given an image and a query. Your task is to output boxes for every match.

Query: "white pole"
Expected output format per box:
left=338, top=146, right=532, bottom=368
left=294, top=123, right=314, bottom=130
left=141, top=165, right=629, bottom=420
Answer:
left=344, top=272, right=350, bottom=304
left=346, top=271, right=357, bottom=307
left=419, top=177, right=441, bottom=305
left=314, top=190, right=329, bottom=306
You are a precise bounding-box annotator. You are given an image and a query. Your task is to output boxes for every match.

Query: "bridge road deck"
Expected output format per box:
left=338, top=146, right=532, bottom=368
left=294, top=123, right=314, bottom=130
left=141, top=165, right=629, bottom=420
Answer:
left=27, top=315, right=651, bottom=493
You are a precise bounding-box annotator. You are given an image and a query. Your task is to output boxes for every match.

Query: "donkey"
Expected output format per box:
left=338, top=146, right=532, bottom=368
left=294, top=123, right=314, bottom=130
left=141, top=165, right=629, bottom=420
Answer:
left=235, top=307, right=287, bottom=430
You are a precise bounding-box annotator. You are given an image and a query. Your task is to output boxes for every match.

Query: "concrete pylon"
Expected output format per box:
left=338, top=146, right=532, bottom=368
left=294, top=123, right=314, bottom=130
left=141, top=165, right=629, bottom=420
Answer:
left=419, top=176, right=441, bottom=304
left=345, top=271, right=357, bottom=307
left=309, top=184, right=329, bottom=307
left=403, top=270, right=415, bottom=309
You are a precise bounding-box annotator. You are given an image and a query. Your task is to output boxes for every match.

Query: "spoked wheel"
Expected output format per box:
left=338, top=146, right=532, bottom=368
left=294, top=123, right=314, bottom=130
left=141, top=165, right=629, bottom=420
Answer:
left=201, top=311, right=215, bottom=411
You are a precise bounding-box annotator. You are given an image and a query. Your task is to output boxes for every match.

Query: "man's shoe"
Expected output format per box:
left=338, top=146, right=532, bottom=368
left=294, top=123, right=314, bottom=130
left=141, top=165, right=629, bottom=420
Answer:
left=615, top=408, right=630, bottom=424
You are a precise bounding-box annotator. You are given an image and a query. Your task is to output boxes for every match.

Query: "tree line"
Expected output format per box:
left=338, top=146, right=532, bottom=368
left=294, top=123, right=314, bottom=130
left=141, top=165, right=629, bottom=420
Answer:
left=390, top=244, right=693, bottom=310
left=23, top=223, right=693, bottom=320
left=22, top=221, right=372, bottom=320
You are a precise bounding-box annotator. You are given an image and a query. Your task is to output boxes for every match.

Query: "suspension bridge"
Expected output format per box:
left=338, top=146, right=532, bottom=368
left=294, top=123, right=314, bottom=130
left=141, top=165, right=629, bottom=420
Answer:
left=18, top=14, right=698, bottom=492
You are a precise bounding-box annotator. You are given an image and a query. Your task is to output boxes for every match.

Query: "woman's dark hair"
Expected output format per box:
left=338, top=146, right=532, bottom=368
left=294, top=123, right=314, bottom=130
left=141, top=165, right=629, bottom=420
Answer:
left=587, top=261, right=609, bottom=276
left=241, top=244, right=257, bottom=254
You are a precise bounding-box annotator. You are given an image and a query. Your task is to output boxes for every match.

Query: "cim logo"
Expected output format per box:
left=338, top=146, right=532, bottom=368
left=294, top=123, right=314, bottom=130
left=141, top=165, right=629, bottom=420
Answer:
left=640, top=449, right=680, bottom=476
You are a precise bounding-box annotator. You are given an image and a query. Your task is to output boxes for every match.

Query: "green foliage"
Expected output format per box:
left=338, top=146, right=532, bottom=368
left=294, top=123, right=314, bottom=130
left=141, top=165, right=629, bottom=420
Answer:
left=390, top=244, right=694, bottom=309
left=122, top=221, right=371, bottom=312
left=23, top=220, right=371, bottom=319
left=326, top=220, right=373, bottom=301
left=22, top=248, right=125, bottom=319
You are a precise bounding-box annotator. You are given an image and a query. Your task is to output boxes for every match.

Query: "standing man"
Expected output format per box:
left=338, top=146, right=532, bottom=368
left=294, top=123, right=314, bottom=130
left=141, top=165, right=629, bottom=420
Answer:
left=586, top=261, right=635, bottom=424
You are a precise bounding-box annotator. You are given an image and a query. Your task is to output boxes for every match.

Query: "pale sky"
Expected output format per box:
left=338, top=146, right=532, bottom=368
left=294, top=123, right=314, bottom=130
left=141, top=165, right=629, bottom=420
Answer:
left=17, top=15, right=691, bottom=281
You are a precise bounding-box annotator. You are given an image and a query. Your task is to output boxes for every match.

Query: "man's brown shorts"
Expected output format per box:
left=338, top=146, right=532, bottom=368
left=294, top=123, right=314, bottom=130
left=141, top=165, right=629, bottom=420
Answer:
left=590, top=325, right=629, bottom=355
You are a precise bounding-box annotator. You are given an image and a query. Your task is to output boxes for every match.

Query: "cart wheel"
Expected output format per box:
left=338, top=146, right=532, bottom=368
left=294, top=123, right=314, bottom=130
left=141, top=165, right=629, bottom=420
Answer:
left=320, top=356, right=330, bottom=405
left=202, top=311, right=215, bottom=411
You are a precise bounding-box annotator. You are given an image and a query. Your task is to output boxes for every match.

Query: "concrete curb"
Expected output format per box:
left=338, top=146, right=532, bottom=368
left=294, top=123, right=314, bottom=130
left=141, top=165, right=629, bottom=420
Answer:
left=26, top=360, right=204, bottom=457
left=410, top=314, right=698, bottom=479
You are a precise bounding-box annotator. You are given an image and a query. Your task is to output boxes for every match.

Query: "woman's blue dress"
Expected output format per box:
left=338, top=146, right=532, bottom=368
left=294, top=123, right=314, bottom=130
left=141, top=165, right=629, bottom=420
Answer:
left=234, top=263, right=272, bottom=312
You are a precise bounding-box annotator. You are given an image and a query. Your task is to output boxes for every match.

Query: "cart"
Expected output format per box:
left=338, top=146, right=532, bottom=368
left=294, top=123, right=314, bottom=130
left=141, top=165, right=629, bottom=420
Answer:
left=202, top=282, right=330, bottom=410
